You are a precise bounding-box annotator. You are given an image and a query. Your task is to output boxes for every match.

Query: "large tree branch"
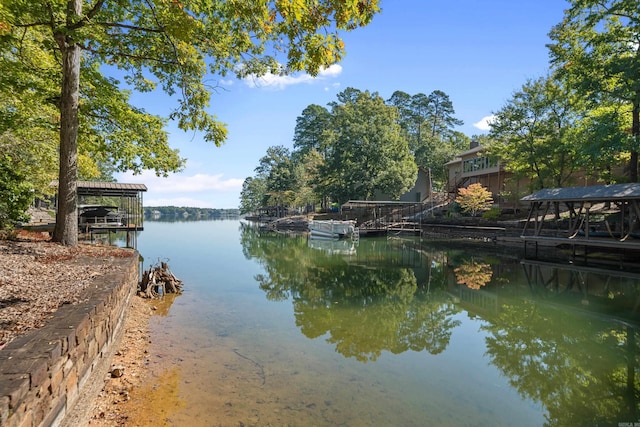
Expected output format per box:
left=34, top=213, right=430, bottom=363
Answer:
left=588, top=1, right=638, bottom=25
left=81, top=109, right=124, bottom=133
left=75, top=0, right=107, bottom=28
left=91, top=21, right=166, bottom=34
left=18, top=3, right=163, bottom=35
left=62, top=0, right=107, bottom=31
left=142, top=0, right=190, bottom=101
left=81, top=45, right=180, bottom=66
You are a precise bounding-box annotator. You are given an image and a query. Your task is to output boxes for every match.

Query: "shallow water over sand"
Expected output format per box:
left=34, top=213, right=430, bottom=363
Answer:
left=127, top=219, right=640, bottom=426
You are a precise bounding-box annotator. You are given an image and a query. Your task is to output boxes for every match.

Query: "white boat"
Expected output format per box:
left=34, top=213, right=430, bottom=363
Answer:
left=309, top=220, right=358, bottom=239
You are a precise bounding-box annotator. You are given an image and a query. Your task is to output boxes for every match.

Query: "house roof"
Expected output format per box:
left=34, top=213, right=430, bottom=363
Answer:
left=444, top=145, right=485, bottom=166
left=444, top=157, right=461, bottom=166
left=521, top=183, right=640, bottom=203
left=457, top=145, right=484, bottom=157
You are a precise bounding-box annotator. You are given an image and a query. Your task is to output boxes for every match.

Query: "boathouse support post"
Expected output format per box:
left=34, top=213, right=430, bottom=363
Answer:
left=522, top=202, right=538, bottom=236
left=534, top=202, right=551, bottom=236
left=584, top=202, right=591, bottom=239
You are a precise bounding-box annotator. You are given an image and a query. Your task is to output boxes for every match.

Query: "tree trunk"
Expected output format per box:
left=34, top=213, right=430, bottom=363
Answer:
left=52, top=1, right=82, bottom=246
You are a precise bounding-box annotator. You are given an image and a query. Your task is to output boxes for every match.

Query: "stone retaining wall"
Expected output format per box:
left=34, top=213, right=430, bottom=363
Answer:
left=0, top=255, right=138, bottom=427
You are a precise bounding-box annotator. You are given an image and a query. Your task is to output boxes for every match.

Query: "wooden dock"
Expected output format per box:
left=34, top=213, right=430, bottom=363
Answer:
left=342, top=201, right=426, bottom=237
left=385, top=221, right=422, bottom=235
left=520, top=183, right=640, bottom=262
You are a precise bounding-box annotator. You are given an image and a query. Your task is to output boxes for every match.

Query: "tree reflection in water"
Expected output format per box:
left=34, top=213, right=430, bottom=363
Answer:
left=454, top=259, right=492, bottom=290
left=241, top=224, right=461, bottom=361
left=481, top=300, right=639, bottom=425
left=239, top=222, right=640, bottom=423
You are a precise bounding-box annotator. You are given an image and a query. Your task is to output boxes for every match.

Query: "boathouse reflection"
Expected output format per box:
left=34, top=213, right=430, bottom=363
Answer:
left=239, top=224, right=640, bottom=423
left=453, top=258, right=640, bottom=425
left=481, top=294, right=639, bottom=425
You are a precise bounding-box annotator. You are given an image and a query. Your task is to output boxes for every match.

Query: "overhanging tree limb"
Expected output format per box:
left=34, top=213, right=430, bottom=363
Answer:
left=2, top=0, right=381, bottom=246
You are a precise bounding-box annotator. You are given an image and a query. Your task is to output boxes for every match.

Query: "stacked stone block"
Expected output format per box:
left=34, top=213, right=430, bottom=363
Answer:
left=0, top=255, right=137, bottom=426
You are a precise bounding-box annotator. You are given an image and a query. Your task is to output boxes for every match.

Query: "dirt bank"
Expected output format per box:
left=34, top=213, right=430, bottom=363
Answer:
left=84, top=295, right=155, bottom=426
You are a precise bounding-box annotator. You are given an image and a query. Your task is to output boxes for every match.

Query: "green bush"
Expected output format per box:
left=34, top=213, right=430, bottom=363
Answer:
left=0, top=154, right=32, bottom=229
left=482, top=207, right=501, bottom=220
left=449, top=202, right=462, bottom=213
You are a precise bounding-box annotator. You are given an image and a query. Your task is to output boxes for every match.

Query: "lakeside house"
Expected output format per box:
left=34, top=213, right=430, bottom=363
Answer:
left=443, top=140, right=626, bottom=212
left=372, top=166, right=432, bottom=204
left=399, top=166, right=431, bottom=203
left=444, top=140, right=526, bottom=211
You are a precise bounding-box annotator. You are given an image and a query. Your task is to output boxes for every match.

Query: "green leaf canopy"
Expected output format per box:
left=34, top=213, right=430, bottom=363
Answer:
left=0, top=0, right=381, bottom=245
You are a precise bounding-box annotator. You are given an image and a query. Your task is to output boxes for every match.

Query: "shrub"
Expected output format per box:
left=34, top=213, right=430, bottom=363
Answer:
left=445, top=202, right=462, bottom=218
left=0, top=154, right=32, bottom=229
left=456, top=183, right=493, bottom=216
left=482, top=207, right=501, bottom=220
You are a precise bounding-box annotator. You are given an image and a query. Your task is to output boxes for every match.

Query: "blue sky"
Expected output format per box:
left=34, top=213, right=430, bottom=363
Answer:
left=116, top=0, right=568, bottom=209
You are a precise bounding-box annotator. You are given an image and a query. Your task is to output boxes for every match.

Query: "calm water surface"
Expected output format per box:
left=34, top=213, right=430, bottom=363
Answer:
left=127, top=220, right=640, bottom=426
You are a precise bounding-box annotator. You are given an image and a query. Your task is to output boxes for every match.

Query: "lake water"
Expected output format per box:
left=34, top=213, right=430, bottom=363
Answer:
left=123, top=219, right=640, bottom=426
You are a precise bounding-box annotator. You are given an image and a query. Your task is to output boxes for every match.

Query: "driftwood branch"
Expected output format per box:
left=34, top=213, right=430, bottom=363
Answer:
left=138, top=260, right=183, bottom=299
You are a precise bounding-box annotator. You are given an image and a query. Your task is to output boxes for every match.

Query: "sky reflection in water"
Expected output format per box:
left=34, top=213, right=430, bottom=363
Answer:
left=134, top=220, right=640, bottom=426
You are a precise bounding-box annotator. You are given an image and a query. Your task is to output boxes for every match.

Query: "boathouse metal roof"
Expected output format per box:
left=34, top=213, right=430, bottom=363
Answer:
left=521, top=183, right=640, bottom=203
left=342, top=200, right=421, bottom=208
left=52, top=180, right=147, bottom=197
left=77, top=181, right=147, bottom=197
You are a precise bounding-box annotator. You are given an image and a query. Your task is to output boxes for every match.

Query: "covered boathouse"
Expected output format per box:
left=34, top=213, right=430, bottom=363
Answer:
left=520, top=183, right=640, bottom=265
left=340, top=200, right=425, bottom=236
left=44, top=180, right=147, bottom=246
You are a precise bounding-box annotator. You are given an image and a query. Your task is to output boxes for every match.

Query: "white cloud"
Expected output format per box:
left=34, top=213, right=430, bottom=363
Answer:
left=318, top=64, right=342, bottom=77
left=473, top=115, right=496, bottom=131
left=243, top=64, right=343, bottom=90
left=243, top=73, right=312, bottom=89
left=116, top=171, right=243, bottom=208
left=143, top=197, right=222, bottom=209
left=116, top=171, right=243, bottom=194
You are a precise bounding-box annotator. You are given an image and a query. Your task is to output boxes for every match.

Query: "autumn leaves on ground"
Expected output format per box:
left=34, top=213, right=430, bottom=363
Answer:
left=0, top=230, right=166, bottom=425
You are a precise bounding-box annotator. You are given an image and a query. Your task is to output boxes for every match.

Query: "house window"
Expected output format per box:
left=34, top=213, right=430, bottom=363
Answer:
left=463, top=156, right=496, bottom=173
